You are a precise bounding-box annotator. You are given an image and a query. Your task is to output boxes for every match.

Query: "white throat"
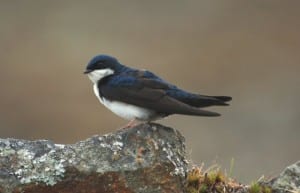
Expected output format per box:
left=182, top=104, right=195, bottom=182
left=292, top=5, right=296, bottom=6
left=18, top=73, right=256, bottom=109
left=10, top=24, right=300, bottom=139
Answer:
left=87, top=68, right=114, bottom=84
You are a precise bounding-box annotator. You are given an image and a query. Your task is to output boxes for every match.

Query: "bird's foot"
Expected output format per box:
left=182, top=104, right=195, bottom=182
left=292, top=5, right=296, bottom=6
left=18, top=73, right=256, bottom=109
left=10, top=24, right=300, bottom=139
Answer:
left=121, top=119, right=138, bottom=129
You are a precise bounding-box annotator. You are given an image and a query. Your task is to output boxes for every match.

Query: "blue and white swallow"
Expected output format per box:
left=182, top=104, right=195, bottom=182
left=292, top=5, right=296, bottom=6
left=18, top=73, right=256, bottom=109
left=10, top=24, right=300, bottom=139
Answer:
left=84, top=54, right=231, bottom=126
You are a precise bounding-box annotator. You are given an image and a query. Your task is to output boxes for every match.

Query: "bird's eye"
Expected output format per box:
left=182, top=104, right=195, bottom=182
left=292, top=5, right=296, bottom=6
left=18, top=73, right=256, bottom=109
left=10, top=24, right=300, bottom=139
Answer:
left=96, top=61, right=105, bottom=68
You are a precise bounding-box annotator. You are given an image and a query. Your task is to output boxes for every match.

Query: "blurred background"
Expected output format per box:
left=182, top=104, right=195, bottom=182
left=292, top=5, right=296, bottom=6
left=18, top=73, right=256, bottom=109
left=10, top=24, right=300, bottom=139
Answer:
left=0, top=0, right=299, bottom=183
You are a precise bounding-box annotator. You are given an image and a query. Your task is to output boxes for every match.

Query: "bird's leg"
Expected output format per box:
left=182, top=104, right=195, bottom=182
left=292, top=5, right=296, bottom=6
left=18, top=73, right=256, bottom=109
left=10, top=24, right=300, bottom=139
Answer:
left=123, top=119, right=138, bottom=129
left=126, top=119, right=136, bottom=127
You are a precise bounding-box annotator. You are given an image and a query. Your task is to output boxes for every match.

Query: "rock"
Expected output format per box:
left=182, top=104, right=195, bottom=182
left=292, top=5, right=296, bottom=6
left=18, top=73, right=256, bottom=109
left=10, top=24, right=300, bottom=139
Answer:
left=0, top=123, right=187, bottom=193
left=267, top=161, right=300, bottom=193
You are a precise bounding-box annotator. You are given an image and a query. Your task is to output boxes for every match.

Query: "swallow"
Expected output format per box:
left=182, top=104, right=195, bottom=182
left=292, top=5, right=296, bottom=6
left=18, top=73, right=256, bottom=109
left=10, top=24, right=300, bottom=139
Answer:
left=84, top=54, right=231, bottom=126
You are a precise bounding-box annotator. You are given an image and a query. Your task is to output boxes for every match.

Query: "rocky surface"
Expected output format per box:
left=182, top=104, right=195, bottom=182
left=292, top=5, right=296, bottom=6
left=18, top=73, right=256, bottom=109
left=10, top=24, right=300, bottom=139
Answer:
left=266, top=161, right=300, bottom=193
left=0, top=123, right=187, bottom=193
left=0, top=123, right=299, bottom=193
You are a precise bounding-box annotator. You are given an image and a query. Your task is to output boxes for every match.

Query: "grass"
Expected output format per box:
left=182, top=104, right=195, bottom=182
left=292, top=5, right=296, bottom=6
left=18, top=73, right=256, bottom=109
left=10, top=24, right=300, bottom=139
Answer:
left=249, top=182, right=272, bottom=193
left=185, top=163, right=273, bottom=193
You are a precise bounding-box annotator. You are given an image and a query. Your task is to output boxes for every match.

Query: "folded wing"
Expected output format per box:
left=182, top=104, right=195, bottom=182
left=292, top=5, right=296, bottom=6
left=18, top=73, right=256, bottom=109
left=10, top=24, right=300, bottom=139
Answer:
left=98, top=72, right=221, bottom=117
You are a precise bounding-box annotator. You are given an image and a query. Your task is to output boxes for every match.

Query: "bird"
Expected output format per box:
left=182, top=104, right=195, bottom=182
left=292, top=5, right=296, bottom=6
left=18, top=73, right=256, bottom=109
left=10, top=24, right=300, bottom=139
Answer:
left=84, top=54, right=232, bottom=127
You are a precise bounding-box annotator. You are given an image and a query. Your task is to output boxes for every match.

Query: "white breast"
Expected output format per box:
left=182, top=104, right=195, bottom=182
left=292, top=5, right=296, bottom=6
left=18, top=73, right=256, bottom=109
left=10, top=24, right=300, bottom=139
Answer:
left=88, top=69, right=114, bottom=84
left=93, top=84, right=157, bottom=121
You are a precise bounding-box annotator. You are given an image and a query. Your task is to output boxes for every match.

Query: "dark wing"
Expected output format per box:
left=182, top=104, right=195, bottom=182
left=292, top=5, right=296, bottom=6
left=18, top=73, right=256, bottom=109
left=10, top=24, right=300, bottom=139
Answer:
left=137, top=70, right=232, bottom=108
left=166, top=89, right=232, bottom=108
left=98, top=71, right=220, bottom=117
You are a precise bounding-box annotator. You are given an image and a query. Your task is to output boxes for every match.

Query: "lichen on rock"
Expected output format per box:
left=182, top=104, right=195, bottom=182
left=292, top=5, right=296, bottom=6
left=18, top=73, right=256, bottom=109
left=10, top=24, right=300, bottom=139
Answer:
left=1, top=123, right=299, bottom=193
left=0, top=123, right=187, bottom=193
left=267, top=161, right=300, bottom=193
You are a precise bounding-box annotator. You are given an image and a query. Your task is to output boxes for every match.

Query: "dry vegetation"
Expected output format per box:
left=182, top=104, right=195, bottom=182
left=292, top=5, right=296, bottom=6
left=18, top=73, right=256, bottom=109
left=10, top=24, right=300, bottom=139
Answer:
left=185, top=164, right=272, bottom=193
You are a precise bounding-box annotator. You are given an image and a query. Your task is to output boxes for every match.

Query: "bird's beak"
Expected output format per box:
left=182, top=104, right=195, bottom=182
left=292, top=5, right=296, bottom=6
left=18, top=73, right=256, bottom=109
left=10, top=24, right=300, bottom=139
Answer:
left=83, top=69, right=93, bottom=74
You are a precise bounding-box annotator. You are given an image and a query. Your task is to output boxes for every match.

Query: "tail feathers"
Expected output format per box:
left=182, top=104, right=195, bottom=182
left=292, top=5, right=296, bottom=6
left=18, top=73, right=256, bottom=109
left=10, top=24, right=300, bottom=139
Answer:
left=211, top=96, right=232, bottom=102
left=208, top=96, right=232, bottom=106
left=192, top=109, right=221, bottom=117
left=175, top=95, right=231, bottom=116
left=188, top=95, right=232, bottom=108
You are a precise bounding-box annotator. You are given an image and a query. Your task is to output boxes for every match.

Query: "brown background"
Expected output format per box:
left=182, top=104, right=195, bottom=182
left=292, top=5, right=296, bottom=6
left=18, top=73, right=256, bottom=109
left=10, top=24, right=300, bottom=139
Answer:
left=0, top=1, right=299, bottom=183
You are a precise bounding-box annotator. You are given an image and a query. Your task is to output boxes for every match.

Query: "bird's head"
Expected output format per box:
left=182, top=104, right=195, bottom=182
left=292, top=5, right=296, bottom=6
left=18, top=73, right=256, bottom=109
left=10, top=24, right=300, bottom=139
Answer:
left=84, top=54, right=123, bottom=83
